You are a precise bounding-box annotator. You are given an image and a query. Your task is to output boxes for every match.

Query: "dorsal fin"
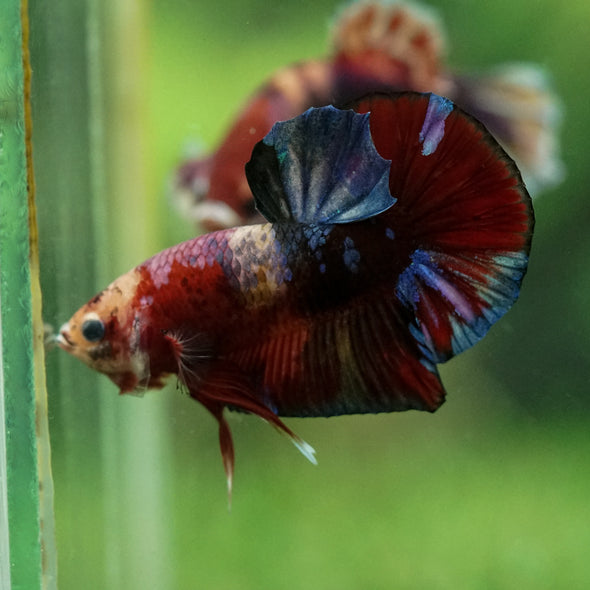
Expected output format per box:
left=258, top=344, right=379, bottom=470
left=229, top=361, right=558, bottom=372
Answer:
left=245, top=105, right=395, bottom=225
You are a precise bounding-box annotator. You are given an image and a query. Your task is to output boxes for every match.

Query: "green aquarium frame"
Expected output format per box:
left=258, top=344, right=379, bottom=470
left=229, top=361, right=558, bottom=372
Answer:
left=0, top=1, right=56, bottom=588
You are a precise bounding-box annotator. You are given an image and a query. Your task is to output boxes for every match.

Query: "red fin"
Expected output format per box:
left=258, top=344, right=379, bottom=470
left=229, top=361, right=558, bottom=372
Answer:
left=353, top=93, right=532, bottom=250
left=163, top=329, right=214, bottom=385
left=218, top=413, right=234, bottom=506
left=352, top=92, right=533, bottom=362
left=197, top=399, right=235, bottom=505
left=229, top=296, right=446, bottom=419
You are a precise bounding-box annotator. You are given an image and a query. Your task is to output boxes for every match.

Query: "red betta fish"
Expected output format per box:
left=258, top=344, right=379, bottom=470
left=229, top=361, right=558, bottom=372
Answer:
left=58, top=92, right=534, bottom=495
left=174, top=0, right=560, bottom=231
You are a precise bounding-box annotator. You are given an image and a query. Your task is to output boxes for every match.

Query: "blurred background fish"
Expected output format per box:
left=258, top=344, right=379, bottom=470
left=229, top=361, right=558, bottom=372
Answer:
left=172, top=0, right=562, bottom=231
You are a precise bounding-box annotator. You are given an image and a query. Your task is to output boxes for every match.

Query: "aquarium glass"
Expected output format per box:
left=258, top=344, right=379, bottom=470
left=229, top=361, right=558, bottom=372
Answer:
left=28, top=1, right=590, bottom=588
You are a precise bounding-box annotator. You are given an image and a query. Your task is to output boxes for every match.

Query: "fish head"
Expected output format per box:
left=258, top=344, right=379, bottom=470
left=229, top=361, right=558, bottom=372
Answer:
left=56, top=269, right=150, bottom=393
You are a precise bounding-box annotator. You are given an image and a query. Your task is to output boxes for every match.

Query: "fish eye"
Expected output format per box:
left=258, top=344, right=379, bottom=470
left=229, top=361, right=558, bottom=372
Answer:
left=81, top=318, right=105, bottom=342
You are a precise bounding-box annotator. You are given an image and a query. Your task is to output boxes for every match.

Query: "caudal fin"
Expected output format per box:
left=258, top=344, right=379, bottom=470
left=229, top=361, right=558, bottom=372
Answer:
left=353, top=92, right=533, bottom=363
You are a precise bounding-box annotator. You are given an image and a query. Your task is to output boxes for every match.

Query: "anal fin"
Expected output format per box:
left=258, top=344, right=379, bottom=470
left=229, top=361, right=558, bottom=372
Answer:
left=229, top=294, right=447, bottom=420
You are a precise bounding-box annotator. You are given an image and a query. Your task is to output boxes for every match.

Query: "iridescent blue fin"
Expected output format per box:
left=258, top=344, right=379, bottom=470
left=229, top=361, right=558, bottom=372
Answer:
left=245, top=106, right=395, bottom=225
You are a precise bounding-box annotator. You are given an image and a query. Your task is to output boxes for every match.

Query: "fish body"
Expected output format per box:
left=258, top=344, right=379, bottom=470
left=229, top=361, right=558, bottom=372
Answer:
left=58, top=93, right=534, bottom=492
left=175, top=0, right=560, bottom=230
left=63, top=218, right=440, bottom=408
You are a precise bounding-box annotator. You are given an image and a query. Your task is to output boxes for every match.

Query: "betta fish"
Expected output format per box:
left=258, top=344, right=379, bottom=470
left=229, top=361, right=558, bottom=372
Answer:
left=57, top=92, right=534, bottom=496
left=174, top=0, right=560, bottom=231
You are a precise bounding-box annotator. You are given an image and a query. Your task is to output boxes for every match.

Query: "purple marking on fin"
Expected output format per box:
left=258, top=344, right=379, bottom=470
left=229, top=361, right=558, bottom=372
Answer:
left=417, top=264, right=475, bottom=322
left=419, top=95, right=454, bottom=156
left=396, top=249, right=475, bottom=322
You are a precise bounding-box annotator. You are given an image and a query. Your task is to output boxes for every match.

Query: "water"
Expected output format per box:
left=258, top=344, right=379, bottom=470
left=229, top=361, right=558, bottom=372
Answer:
left=28, top=1, right=590, bottom=588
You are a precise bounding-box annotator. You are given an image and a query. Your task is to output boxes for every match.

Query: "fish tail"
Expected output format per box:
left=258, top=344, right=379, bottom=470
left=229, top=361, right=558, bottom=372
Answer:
left=241, top=93, right=533, bottom=418
left=353, top=92, right=534, bottom=363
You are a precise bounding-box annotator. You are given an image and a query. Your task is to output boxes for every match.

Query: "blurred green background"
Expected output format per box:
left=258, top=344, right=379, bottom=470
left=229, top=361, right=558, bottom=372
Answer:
left=31, top=0, right=590, bottom=588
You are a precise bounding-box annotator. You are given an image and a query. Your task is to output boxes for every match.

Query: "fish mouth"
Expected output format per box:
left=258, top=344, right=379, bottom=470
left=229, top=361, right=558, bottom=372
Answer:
left=56, top=323, right=75, bottom=350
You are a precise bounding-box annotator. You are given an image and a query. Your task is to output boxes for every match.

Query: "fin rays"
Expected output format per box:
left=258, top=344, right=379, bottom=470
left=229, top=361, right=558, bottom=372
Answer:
left=351, top=93, right=532, bottom=363
left=246, top=106, right=395, bottom=225
left=230, top=294, right=446, bottom=419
